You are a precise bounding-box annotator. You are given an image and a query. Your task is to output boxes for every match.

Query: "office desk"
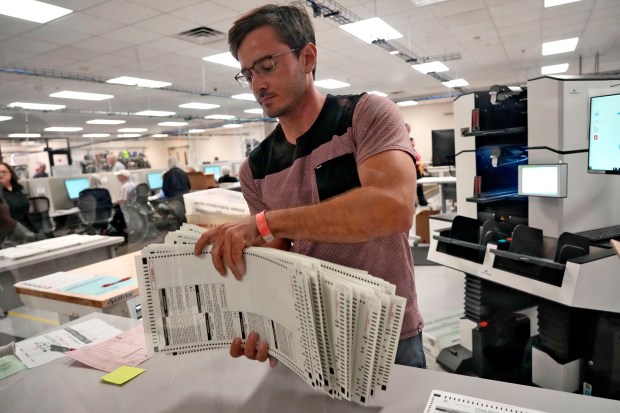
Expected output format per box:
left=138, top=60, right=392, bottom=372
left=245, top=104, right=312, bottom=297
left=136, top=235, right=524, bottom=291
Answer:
left=0, top=236, right=124, bottom=311
left=418, top=176, right=457, bottom=213
left=14, top=251, right=140, bottom=323
left=2, top=313, right=619, bottom=413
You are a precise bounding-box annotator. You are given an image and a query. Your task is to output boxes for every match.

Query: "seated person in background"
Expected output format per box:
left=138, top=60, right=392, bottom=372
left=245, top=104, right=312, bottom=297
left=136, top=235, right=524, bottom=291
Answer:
left=106, top=153, right=125, bottom=172
left=109, top=170, right=136, bottom=242
left=217, top=166, right=239, bottom=184
left=162, top=156, right=191, bottom=198
left=114, top=170, right=136, bottom=206
left=0, top=162, right=36, bottom=232
left=33, top=162, right=48, bottom=178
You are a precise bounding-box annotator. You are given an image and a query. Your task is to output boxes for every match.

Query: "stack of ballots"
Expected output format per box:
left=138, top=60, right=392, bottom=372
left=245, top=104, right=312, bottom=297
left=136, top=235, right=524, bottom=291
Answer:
left=136, top=224, right=406, bottom=405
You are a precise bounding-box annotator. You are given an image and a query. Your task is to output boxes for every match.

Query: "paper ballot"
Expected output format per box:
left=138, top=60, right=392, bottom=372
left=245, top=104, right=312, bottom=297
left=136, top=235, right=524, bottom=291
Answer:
left=135, top=224, right=405, bottom=405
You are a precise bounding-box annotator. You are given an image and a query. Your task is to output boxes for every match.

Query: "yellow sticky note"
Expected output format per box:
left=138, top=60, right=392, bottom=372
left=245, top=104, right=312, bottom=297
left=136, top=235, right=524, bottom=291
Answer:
left=101, top=366, right=145, bottom=385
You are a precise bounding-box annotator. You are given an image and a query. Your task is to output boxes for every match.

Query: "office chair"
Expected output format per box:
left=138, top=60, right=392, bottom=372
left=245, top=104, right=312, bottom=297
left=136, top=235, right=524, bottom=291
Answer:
left=154, top=195, right=186, bottom=231
left=28, top=196, right=55, bottom=238
left=133, top=183, right=159, bottom=239
left=77, top=188, right=114, bottom=235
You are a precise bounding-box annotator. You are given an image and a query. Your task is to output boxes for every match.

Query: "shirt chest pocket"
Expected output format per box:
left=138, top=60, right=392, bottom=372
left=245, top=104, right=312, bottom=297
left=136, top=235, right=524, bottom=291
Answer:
left=314, top=153, right=361, bottom=202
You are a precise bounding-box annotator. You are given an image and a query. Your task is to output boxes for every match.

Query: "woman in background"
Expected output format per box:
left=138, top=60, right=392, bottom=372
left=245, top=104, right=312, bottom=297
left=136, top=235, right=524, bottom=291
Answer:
left=0, top=162, right=35, bottom=232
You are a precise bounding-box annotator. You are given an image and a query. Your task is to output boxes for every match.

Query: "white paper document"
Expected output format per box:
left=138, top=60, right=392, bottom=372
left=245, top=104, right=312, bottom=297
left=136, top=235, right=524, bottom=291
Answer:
left=424, top=390, right=548, bottom=413
left=15, top=318, right=123, bottom=368
left=135, top=224, right=406, bottom=405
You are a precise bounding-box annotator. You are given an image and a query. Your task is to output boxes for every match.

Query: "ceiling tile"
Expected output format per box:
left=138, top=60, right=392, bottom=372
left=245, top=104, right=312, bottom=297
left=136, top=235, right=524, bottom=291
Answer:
left=84, top=0, right=161, bottom=25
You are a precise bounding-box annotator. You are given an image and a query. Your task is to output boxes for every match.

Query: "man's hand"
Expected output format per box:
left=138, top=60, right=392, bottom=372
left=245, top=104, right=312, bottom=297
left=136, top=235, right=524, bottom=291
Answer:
left=230, top=332, right=278, bottom=368
left=193, top=216, right=264, bottom=280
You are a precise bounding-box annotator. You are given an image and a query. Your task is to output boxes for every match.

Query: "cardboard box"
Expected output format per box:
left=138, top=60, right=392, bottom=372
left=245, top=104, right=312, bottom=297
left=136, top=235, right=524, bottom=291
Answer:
left=416, top=209, right=440, bottom=244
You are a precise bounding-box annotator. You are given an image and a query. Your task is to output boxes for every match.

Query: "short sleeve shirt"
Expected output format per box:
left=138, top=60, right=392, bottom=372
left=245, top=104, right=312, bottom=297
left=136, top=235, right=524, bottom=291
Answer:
left=239, top=93, right=423, bottom=339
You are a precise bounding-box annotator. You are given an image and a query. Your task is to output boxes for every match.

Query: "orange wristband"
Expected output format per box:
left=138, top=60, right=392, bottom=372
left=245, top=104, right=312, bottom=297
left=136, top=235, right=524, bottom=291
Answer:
left=256, top=210, right=274, bottom=243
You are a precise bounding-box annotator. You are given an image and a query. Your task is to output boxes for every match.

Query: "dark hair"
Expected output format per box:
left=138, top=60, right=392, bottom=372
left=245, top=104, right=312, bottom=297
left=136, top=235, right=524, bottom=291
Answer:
left=0, top=162, right=23, bottom=191
left=228, top=2, right=316, bottom=77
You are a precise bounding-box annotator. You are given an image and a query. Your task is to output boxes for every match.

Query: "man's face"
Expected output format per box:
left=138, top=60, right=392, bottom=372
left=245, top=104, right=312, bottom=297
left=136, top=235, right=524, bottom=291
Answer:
left=236, top=26, right=308, bottom=119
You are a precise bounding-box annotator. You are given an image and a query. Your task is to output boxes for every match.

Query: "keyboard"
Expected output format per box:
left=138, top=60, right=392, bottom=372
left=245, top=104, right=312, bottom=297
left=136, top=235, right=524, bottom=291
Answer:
left=576, top=224, right=620, bottom=243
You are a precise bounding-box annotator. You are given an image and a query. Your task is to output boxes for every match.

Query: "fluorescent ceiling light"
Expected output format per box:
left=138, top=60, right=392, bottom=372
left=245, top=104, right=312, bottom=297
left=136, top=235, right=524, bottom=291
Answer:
left=86, top=119, right=125, bottom=125
left=542, top=37, right=578, bottom=55
left=412, top=0, right=449, bottom=6
left=152, top=134, right=168, bottom=138
left=0, top=0, right=72, bottom=24
left=49, top=91, right=113, bottom=101
left=205, top=114, right=236, bottom=120
left=389, top=50, right=399, bottom=55
left=231, top=93, right=256, bottom=101
left=223, top=124, right=242, bottom=129
left=244, top=108, right=264, bottom=114
left=134, top=110, right=176, bottom=117
left=0, top=116, right=12, bottom=122
left=202, top=52, right=240, bottom=69
left=9, top=133, right=41, bottom=138
left=83, top=133, right=110, bottom=138
left=8, top=102, right=65, bottom=110
left=107, top=76, right=171, bottom=89
left=541, top=63, right=569, bottom=75
left=368, top=91, right=388, bottom=97
left=544, top=0, right=580, bottom=7
left=188, top=129, right=205, bottom=133
left=179, top=102, right=220, bottom=110
left=314, top=79, right=350, bottom=89
left=340, top=17, right=403, bottom=44
left=158, top=121, right=188, bottom=126
left=397, top=100, right=419, bottom=107
left=412, top=61, right=449, bottom=74
left=117, top=133, right=141, bottom=138
left=44, top=127, right=83, bottom=132
left=442, top=78, right=469, bottom=88
left=118, top=128, right=147, bottom=132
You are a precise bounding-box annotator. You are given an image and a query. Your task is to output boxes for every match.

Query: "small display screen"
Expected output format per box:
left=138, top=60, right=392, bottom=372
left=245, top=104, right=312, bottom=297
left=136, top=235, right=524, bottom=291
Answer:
left=518, top=164, right=567, bottom=198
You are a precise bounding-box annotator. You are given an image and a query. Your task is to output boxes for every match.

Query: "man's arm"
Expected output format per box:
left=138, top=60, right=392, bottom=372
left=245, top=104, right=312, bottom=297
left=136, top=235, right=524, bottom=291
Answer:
left=194, top=148, right=416, bottom=279
left=267, top=149, right=416, bottom=243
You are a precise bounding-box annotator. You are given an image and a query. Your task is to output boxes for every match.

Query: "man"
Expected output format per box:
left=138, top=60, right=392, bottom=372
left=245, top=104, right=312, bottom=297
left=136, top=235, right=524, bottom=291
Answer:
left=162, top=156, right=191, bottom=198
left=106, top=154, right=125, bottom=172
left=217, top=166, right=239, bottom=184
left=108, top=169, right=136, bottom=242
left=194, top=3, right=424, bottom=368
left=33, top=162, right=48, bottom=178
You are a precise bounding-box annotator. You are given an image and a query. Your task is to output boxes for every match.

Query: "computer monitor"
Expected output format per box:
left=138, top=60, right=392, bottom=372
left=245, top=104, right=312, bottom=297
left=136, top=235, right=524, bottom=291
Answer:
left=203, top=165, right=222, bottom=180
left=64, top=178, right=90, bottom=201
left=588, top=92, right=620, bottom=174
left=518, top=164, right=567, bottom=198
left=431, top=129, right=455, bottom=166
left=146, top=172, right=163, bottom=191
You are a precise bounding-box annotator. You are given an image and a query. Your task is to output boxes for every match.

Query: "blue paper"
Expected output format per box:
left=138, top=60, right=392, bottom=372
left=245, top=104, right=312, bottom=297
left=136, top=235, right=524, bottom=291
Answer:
left=60, top=276, right=136, bottom=296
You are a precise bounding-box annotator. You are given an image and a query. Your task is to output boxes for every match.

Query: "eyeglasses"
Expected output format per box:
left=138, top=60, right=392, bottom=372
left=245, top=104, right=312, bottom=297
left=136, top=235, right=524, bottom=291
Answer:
left=234, top=48, right=300, bottom=87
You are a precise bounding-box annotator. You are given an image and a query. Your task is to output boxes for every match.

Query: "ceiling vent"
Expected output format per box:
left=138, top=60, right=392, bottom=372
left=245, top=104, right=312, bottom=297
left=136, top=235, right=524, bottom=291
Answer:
left=175, top=26, right=226, bottom=45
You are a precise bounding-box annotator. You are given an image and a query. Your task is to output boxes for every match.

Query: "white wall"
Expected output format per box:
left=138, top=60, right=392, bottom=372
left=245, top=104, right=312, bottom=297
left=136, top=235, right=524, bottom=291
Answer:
left=399, top=101, right=455, bottom=165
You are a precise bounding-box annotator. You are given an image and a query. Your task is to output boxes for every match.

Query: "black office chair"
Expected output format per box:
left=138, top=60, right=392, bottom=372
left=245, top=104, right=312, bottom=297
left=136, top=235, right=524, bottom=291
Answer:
left=77, top=188, right=114, bottom=235
left=28, top=196, right=55, bottom=238
left=132, top=183, right=159, bottom=239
